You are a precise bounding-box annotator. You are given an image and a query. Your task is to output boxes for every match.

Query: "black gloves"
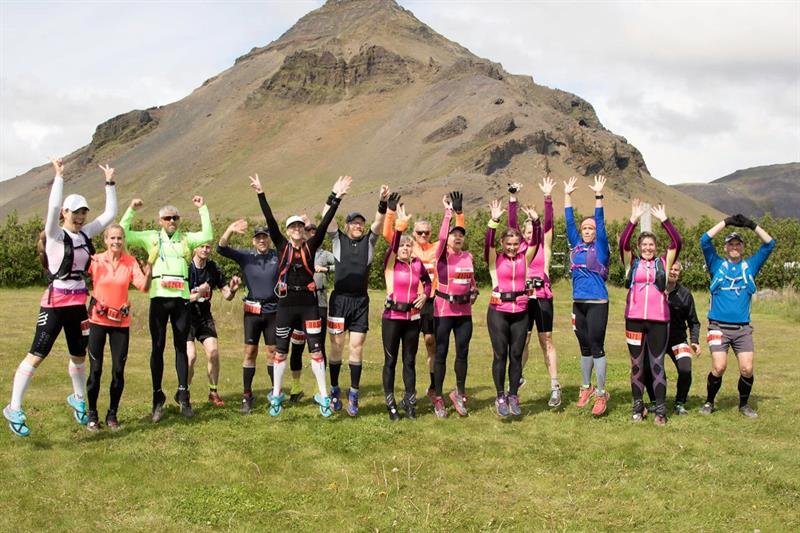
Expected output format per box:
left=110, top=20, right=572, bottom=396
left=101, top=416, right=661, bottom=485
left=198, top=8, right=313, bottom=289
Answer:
left=725, top=214, right=757, bottom=230
left=387, top=192, right=401, bottom=211
left=450, top=191, right=463, bottom=214
left=507, top=183, right=520, bottom=194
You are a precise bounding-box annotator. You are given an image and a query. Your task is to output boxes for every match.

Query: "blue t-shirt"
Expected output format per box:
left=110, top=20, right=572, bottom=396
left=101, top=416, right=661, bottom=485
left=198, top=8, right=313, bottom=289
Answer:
left=701, top=233, right=775, bottom=323
left=216, top=246, right=279, bottom=314
left=566, top=206, right=610, bottom=300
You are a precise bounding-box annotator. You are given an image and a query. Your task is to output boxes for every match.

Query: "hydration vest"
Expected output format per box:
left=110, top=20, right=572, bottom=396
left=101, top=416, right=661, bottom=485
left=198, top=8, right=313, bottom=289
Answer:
left=49, top=230, right=95, bottom=282
left=709, top=259, right=756, bottom=296
left=625, top=256, right=666, bottom=292
left=569, top=242, right=608, bottom=280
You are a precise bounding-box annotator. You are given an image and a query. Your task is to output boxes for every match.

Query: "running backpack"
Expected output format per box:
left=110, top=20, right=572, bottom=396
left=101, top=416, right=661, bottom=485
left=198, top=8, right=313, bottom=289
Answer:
left=48, top=229, right=96, bottom=281
left=569, top=242, right=609, bottom=280
left=709, top=259, right=756, bottom=296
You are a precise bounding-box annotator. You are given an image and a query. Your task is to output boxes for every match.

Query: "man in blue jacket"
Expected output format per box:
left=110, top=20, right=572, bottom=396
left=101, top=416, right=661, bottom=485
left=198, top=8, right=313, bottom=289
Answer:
left=700, top=214, right=775, bottom=418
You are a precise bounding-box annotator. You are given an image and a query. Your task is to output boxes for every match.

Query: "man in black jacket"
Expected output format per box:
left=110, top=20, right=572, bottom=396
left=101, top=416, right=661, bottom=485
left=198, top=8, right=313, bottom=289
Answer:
left=645, top=259, right=701, bottom=415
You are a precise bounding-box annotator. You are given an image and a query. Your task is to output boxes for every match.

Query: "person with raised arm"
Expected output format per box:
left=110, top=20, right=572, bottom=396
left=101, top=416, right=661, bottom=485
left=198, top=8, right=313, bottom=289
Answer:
left=484, top=190, right=540, bottom=417
left=217, top=220, right=281, bottom=414
left=324, top=183, right=389, bottom=417
left=253, top=174, right=351, bottom=417
left=699, top=213, right=775, bottom=418
left=4, top=158, right=117, bottom=437
left=620, top=199, right=681, bottom=425
left=564, top=175, right=611, bottom=417
left=381, top=203, right=432, bottom=420
left=119, top=193, right=212, bottom=421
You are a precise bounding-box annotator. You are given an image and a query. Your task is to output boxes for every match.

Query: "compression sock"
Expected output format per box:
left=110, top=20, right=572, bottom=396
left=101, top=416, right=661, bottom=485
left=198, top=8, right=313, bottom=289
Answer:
left=706, top=372, right=722, bottom=404
left=68, top=360, right=87, bottom=400
left=580, top=356, right=593, bottom=387
left=10, top=362, right=36, bottom=411
left=243, top=365, right=256, bottom=395
left=267, top=364, right=274, bottom=386
left=272, top=358, right=287, bottom=398
left=310, top=356, right=328, bottom=397
left=330, top=361, right=342, bottom=388
left=349, top=361, right=362, bottom=390
left=738, top=374, right=754, bottom=407
left=594, top=356, right=607, bottom=394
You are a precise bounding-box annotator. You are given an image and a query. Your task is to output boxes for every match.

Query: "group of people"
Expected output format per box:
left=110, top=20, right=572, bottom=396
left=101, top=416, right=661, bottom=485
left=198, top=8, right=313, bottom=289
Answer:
left=2, top=159, right=776, bottom=437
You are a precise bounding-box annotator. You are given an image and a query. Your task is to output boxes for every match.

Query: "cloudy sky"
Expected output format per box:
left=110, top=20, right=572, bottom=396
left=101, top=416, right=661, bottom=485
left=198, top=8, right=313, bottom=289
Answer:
left=1, top=0, right=798, bottom=184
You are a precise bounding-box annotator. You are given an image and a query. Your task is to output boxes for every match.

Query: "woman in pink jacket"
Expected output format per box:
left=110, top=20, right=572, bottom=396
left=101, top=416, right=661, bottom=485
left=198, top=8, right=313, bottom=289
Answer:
left=485, top=193, right=540, bottom=417
left=620, top=199, right=681, bottom=426
left=381, top=205, right=432, bottom=421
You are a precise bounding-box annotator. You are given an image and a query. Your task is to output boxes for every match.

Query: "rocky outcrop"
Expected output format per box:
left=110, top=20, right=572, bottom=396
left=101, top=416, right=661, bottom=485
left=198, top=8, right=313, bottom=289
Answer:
left=248, top=44, right=420, bottom=106
left=89, top=110, right=157, bottom=151
left=477, top=114, right=516, bottom=140
left=423, top=115, right=467, bottom=143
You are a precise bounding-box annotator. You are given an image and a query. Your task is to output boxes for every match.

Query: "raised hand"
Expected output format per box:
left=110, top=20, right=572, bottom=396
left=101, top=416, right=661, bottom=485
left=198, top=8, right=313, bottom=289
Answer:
left=227, top=219, right=248, bottom=234
left=631, top=198, right=646, bottom=221
left=396, top=203, right=412, bottom=224
left=130, top=198, right=144, bottom=211
left=490, top=199, right=505, bottom=221
left=379, top=184, right=390, bottom=201
left=229, top=276, right=241, bottom=293
left=300, top=213, right=311, bottom=227
left=50, top=157, right=65, bottom=177
left=442, top=194, right=453, bottom=210
left=521, top=204, right=539, bottom=221
left=539, top=176, right=555, bottom=196
left=651, top=203, right=667, bottom=222
left=387, top=192, right=401, bottom=211
left=589, top=174, right=606, bottom=194
left=332, top=175, right=352, bottom=198
left=563, top=176, right=578, bottom=195
left=98, top=163, right=115, bottom=182
left=192, top=195, right=204, bottom=208
left=449, top=191, right=463, bottom=213
left=248, top=174, right=263, bottom=194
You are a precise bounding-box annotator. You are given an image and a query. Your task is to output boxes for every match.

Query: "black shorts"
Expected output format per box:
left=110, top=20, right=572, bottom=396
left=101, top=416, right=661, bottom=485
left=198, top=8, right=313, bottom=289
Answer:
left=275, top=304, right=323, bottom=355
left=30, top=304, right=89, bottom=358
left=328, top=292, right=369, bottom=334
left=420, top=299, right=435, bottom=335
left=188, top=309, right=218, bottom=342
left=244, top=311, right=277, bottom=346
left=527, top=298, right=554, bottom=333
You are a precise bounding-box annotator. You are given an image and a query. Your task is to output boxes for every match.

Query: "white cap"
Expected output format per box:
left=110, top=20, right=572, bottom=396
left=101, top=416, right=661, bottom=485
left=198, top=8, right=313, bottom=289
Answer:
left=285, top=215, right=305, bottom=228
left=62, top=194, right=90, bottom=212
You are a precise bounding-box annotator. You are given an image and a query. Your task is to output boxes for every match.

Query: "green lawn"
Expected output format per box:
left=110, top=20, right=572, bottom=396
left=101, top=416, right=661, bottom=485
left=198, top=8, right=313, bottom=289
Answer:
left=0, top=284, right=798, bottom=531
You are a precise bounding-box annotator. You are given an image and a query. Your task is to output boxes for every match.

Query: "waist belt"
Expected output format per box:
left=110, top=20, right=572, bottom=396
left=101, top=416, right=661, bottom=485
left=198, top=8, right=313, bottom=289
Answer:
left=435, top=290, right=471, bottom=304
left=497, top=290, right=526, bottom=302
left=287, top=285, right=314, bottom=292
left=152, top=275, right=188, bottom=280
left=53, top=287, right=89, bottom=295
left=386, top=300, right=415, bottom=312
left=710, top=321, right=749, bottom=330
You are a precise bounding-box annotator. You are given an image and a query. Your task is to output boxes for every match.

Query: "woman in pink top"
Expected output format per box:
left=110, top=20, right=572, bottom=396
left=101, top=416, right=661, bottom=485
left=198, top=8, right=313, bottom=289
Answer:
left=485, top=193, right=540, bottom=418
left=620, top=199, right=681, bottom=426
left=510, top=177, right=562, bottom=408
left=86, top=224, right=151, bottom=430
left=431, top=194, right=477, bottom=418
left=4, top=158, right=117, bottom=438
left=381, top=205, right=432, bottom=421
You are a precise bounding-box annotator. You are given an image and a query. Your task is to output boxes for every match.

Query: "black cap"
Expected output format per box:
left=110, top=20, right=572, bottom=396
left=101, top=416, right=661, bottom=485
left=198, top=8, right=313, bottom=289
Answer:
left=724, top=232, right=744, bottom=244
left=449, top=225, right=466, bottom=235
left=253, top=226, right=270, bottom=237
left=346, top=212, right=366, bottom=223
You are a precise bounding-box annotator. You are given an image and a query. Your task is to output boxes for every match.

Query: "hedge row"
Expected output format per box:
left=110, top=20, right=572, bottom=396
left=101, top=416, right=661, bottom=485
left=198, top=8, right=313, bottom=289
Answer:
left=2, top=211, right=798, bottom=291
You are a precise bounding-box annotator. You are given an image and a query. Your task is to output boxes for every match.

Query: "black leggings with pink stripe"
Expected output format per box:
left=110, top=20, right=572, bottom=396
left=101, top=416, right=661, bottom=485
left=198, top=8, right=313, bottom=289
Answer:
left=625, top=318, right=669, bottom=417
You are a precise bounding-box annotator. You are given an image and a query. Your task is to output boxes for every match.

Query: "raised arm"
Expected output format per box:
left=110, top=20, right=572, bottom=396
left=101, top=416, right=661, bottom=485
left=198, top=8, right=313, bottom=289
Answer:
left=485, top=199, right=504, bottom=263
left=119, top=198, right=151, bottom=251
left=186, top=196, right=213, bottom=248
left=620, top=198, right=644, bottom=269
left=539, top=177, right=555, bottom=270
left=436, top=195, right=454, bottom=261
left=321, top=175, right=352, bottom=234
left=450, top=190, right=466, bottom=230
left=652, top=204, right=681, bottom=271
left=83, top=163, right=118, bottom=237
left=310, top=175, right=351, bottom=250
left=563, top=176, right=579, bottom=247
left=381, top=192, right=401, bottom=243
left=44, top=158, right=65, bottom=238
left=521, top=204, right=541, bottom=263
left=217, top=219, right=248, bottom=261
left=508, top=182, right=522, bottom=231
left=370, top=184, right=390, bottom=235
left=590, top=175, right=610, bottom=265
left=250, top=174, right=286, bottom=249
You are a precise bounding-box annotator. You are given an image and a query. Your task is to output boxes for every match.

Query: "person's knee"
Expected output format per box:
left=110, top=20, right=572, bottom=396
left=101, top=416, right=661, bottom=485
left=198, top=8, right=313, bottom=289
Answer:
left=69, top=354, right=86, bottom=364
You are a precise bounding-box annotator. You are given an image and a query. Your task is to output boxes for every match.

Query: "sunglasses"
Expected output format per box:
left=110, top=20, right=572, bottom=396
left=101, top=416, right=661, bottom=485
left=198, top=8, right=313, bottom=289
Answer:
left=415, top=230, right=431, bottom=236
left=161, top=215, right=180, bottom=222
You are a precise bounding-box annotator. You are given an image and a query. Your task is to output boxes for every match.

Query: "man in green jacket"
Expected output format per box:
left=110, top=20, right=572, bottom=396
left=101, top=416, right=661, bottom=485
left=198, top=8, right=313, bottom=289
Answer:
left=120, top=195, right=213, bottom=421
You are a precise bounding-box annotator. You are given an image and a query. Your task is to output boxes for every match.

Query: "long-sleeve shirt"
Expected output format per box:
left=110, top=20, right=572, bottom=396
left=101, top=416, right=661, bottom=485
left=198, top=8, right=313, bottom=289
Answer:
left=41, top=176, right=117, bottom=308
left=88, top=251, right=148, bottom=327
left=701, top=232, right=775, bottom=323
left=485, top=207, right=539, bottom=314
left=216, top=245, right=280, bottom=313
left=565, top=205, right=609, bottom=301
left=383, top=229, right=432, bottom=321
left=120, top=204, right=212, bottom=299
left=667, top=284, right=701, bottom=346
left=509, top=196, right=554, bottom=300
left=434, top=208, right=475, bottom=317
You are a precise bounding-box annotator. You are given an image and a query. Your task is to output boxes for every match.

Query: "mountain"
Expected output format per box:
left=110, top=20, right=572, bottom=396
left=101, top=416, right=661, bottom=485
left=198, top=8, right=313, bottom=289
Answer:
left=673, top=163, right=799, bottom=219
left=0, top=0, right=721, bottom=223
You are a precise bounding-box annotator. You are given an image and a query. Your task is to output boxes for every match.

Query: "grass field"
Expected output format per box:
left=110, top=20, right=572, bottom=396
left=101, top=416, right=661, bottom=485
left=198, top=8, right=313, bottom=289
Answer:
left=0, top=283, right=798, bottom=531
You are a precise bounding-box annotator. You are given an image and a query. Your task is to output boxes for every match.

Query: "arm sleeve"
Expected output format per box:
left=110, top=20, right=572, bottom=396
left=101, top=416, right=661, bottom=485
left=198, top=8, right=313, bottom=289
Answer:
left=687, top=292, right=701, bottom=344
left=484, top=225, right=496, bottom=263
left=455, top=212, right=465, bottom=229
left=384, top=229, right=401, bottom=269
left=118, top=207, right=151, bottom=250
left=436, top=209, right=453, bottom=262
left=595, top=206, right=610, bottom=266
left=258, top=193, right=286, bottom=250
left=186, top=205, right=213, bottom=248
left=309, top=198, right=340, bottom=251
left=747, top=239, right=776, bottom=275
left=543, top=197, right=553, bottom=234
left=565, top=207, right=579, bottom=247
left=83, top=184, right=117, bottom=238
left=382, top=210, right=396, bottom=242
left=45, top=176, right=64, bottom=239
left=619, top=221, right=636, bottom=267
left=508, top=199, right=519, bottom=231
left=215, top=245, right=245, bottom=263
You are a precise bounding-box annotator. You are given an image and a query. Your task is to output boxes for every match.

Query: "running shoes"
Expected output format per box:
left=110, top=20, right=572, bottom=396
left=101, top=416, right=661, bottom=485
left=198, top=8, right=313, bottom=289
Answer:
left=576, top=385, right=595, bottom=408
left=449, top=390, right=469, bottom=417
left=507, top=394, right=522, bottom=417
left=400, top=396, right=417, bottom=420
left=631, top=400, right=648, bottom=423
left=591, top=391, right=609, bottom=417
left=268, top=391, right=285, bottom=417
left=330, top=386, right=343, bottom=412
left=67, top=394, right=89, bottom=425
left=4, top=405, right=30, bottom=437
left=699, top=402, right=714, bottom=415
left=739, top=405, right=758, bottom=418
left=208, top=390, right=225, bottom=407
left=433, top=396, right=447, bottom=418
left=346, top=389, right=359, bottom=417
left=495, top=394, right=509, bottom=418
left=673, top=403, right=689, bottom=416
left=240, top=393, right=254, bottom=415
left=175, top=390, right=194, bottom=418
left=152, top=390, right=167, bottom=423
left=105, top=410, right=120, bottom=431
left=87, top=410, right=101, bottom=432
left=314, top=394, right=333, bottom=418
left=548, top=387, right=562, bottom=408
